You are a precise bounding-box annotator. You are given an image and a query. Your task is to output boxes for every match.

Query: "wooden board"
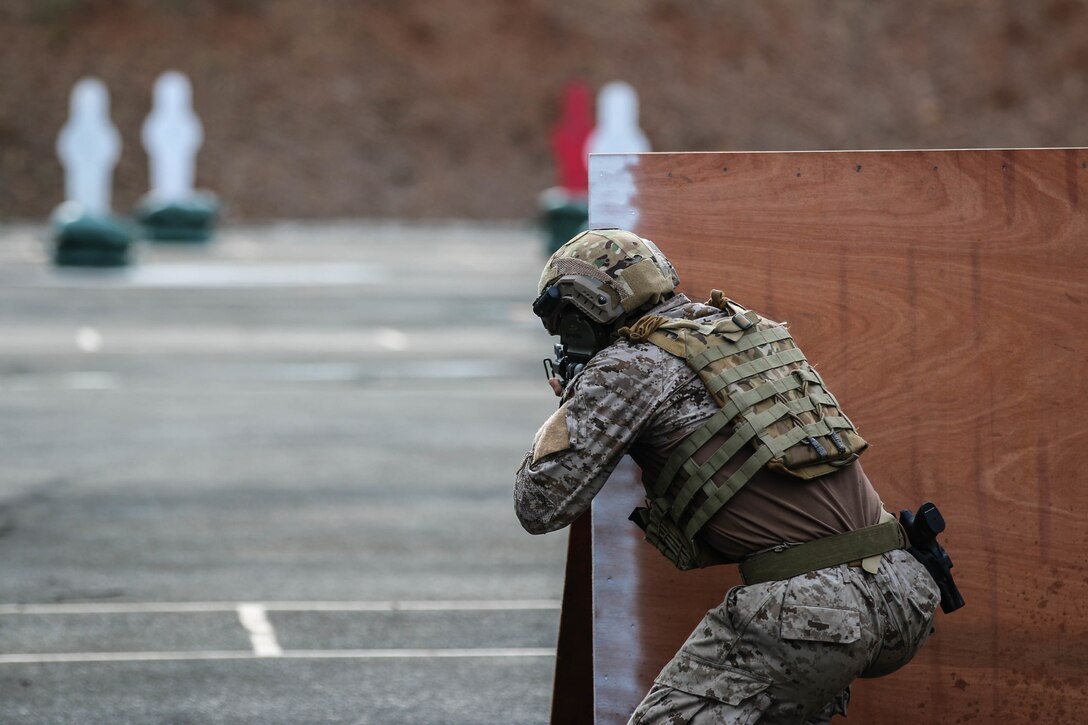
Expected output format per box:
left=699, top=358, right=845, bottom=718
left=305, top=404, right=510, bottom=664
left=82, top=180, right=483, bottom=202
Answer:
left=568, top=149, right=1088, bottom=724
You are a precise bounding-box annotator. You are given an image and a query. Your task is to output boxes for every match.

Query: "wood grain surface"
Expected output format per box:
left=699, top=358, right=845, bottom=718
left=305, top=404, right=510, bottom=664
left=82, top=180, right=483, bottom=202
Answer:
left=577, top=149, right=1088, bottom=724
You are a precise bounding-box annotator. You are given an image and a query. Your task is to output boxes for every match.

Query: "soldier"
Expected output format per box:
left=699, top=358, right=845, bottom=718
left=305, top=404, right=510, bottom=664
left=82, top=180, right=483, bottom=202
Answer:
left=515, top=228, right=942, bottom=724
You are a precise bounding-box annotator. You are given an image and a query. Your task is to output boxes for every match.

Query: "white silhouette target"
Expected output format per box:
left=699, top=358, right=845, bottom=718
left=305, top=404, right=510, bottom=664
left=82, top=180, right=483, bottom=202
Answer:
left=56, top=77, right=121, bottom=214
left=586, top=82, right=651, bottom=155
left=141, top=71, right=204, bottom=202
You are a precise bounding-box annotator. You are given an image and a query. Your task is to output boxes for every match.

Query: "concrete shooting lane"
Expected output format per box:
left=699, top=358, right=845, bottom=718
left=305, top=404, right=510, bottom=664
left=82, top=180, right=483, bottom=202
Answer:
left=0, top=222, right=566, bottom=724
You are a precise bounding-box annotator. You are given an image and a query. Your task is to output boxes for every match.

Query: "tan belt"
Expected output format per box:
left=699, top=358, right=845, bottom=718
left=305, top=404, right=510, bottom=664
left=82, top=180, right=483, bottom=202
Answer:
left=738, top=510, right=907, bottom=585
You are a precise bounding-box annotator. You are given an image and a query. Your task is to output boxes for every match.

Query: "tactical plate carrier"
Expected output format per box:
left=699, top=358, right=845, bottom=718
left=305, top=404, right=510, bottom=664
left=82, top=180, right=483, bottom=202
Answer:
left=624, top=291, right=868, bottom=570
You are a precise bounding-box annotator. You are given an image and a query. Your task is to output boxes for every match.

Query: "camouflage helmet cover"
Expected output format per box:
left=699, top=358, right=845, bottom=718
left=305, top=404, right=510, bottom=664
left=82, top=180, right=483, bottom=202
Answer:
left=537, top=228, right=680, bottom=318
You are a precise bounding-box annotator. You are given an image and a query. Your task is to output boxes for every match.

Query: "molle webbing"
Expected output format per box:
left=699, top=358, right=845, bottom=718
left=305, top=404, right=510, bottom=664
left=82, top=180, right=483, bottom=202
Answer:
left=635, top=300, right=868, bottom=567
left=648, top=367, right=826, bottom=500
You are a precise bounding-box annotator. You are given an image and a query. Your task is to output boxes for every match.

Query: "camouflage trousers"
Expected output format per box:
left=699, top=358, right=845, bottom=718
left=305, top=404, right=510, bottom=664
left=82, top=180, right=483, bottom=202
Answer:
left=629, top=549, right=940, bottom=725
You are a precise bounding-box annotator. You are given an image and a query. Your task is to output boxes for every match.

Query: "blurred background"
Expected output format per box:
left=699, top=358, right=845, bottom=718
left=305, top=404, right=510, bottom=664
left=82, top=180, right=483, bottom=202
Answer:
left=1, top=1, right=1087, bottom=724
left=3, top=0, right=1088, bottom=220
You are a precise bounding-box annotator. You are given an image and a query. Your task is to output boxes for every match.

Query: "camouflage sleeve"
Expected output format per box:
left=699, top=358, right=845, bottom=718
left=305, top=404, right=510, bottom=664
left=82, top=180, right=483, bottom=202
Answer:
left=514, top=342, right=670, bottom=535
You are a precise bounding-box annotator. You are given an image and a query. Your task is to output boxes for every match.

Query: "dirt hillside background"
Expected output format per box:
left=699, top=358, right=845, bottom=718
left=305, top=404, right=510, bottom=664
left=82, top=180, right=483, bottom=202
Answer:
left=2, top=0, right=1087, bottom=220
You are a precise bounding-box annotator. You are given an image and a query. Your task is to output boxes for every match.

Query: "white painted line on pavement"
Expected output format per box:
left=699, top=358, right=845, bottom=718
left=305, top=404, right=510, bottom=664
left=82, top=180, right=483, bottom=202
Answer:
left=398, top=359, right=514, bottom=379
left=321, top=599, right=562, bottom=612
left=0, top=648, right=555, bottom=665
left=61, top=372, right=119, bottom=390
left=0, top=599, right=562, bottom=615
left=254, top=363, right=362, bottom=382
left=282, top=647, right=555, bottom=660
left=118, top=263, right=387, bottom=288
left=0, top=651, right=257, bottom=664
left=236, top=604, right=283, bottom=657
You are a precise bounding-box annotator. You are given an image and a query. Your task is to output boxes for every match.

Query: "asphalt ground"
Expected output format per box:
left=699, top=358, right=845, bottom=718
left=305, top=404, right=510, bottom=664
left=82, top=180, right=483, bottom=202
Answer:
left=0, top=222, right=566, bottom=724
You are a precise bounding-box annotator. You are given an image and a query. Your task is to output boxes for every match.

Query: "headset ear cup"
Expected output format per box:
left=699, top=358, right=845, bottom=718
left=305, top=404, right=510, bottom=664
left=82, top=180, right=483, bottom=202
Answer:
left=557, top=312, right=612, bottom=370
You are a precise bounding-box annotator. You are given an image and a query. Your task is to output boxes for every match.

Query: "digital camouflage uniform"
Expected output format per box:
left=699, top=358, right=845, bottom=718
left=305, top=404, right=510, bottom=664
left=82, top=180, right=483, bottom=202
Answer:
left=516, top=232, right=940, bottom=724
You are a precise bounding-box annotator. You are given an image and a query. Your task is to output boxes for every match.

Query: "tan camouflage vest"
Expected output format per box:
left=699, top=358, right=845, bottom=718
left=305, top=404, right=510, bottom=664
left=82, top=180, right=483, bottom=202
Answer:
left=621, top=291, right=868, bottom=570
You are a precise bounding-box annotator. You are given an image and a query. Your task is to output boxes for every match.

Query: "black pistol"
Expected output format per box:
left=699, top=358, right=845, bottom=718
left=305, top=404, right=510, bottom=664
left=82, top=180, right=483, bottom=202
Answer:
left=899, top=502, right=965, bottom=614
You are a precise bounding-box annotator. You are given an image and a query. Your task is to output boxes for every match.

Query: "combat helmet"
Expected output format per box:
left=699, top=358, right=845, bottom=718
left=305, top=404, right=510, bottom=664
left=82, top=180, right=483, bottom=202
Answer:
left=534, top=228, right=679, bottom=334
left=533, top=229, right=680, bottom=380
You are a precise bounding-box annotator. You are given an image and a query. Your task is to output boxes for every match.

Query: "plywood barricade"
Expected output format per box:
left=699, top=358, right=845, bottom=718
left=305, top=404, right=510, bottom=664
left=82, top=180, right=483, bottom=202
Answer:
left=550, top=149, right=1088, bottom=724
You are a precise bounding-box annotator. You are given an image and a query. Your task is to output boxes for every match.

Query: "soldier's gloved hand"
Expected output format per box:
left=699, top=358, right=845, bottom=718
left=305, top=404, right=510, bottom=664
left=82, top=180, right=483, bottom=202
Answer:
left=548, top=377, right=564, bottom=397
